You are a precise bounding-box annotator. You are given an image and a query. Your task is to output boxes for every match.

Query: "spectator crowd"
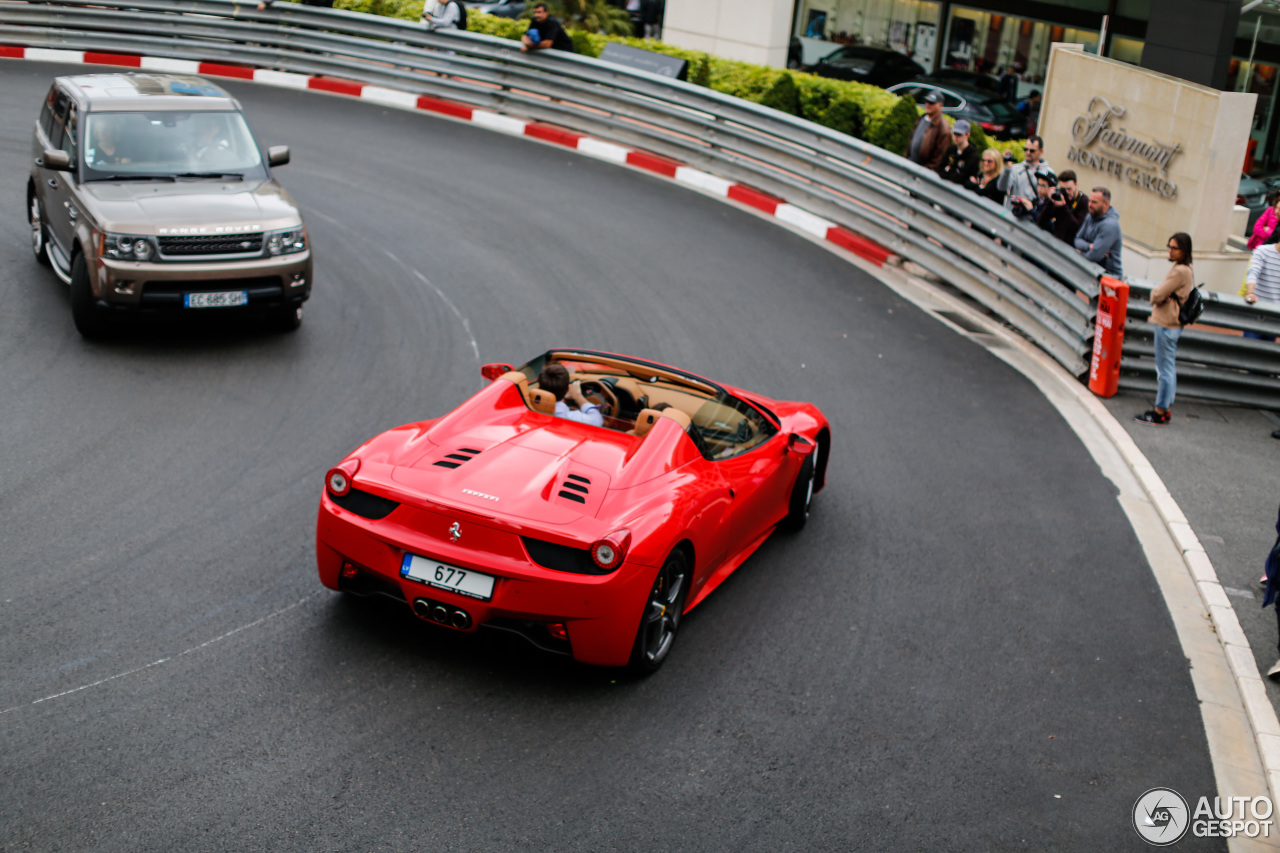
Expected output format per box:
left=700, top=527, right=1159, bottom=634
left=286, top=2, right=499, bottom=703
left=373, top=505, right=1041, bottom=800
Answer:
left=906, top=100, right=1123, bottom=275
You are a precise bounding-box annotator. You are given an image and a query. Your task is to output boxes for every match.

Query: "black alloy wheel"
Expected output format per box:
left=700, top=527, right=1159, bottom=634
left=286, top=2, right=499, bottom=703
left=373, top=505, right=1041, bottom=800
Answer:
left=628, top=550, right=688, bottom=674
left=70, top=253, right=108, bottom=339
left=30, top=192, right=50, bottom=267
left=274, top=304, right=303, bottom=332
left=781, top=444, right=819, bottom=533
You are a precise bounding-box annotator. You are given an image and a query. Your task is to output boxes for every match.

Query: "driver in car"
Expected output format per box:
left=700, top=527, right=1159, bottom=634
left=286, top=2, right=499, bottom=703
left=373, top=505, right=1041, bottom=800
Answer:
left=538, top=363, right=604, bottom=427
left=90, top=119, right=131, bottom=166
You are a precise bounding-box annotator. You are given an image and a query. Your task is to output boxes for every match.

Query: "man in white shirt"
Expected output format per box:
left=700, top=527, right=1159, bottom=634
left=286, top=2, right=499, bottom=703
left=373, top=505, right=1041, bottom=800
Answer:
left=538, top=364, right=604, bottom=427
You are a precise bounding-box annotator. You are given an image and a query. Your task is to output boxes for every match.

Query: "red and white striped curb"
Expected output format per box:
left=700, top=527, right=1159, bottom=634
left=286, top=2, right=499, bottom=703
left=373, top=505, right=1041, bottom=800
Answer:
left=1, top=45, right=894, bottom=267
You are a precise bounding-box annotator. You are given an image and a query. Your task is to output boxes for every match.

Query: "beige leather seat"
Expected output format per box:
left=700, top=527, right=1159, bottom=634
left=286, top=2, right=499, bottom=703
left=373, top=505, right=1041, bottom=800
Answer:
left=499, top=370, right=557, bottom=415
left=630, top=408, right=692, bottom=436
left=527, top=388, right=557, bottom=415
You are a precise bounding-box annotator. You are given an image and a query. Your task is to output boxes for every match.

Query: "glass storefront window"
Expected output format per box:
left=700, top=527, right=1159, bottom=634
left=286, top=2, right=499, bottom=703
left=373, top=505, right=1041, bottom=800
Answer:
left=792, top=0, right=941, bottom=72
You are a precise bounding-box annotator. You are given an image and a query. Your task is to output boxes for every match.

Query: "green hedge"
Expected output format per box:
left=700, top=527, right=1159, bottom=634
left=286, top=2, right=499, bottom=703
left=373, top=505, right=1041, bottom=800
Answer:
left=330, top=4, right=927, bottom=157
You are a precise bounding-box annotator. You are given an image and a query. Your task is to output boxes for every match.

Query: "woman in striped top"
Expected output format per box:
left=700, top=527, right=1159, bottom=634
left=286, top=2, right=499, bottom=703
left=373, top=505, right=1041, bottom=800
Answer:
left=1247, top=231, right=1280, bottom=308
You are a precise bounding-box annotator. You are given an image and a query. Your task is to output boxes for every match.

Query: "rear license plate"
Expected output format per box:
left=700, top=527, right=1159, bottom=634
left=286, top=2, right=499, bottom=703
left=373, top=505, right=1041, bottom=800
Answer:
left=184, top=291, right=248, bottom=308
left=401, top=553, right=495, bottom=601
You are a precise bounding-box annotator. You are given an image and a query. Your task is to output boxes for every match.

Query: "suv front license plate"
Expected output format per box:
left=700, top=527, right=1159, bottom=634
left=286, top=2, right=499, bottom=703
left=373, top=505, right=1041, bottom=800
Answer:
left=401, top=553, right=495, bottom=601
left=184, top=291, right=248, bottom=308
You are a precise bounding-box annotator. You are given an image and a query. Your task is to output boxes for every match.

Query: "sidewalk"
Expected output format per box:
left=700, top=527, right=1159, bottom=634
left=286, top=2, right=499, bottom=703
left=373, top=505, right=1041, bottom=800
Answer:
left=1099, top=393, right=1280, bottom=710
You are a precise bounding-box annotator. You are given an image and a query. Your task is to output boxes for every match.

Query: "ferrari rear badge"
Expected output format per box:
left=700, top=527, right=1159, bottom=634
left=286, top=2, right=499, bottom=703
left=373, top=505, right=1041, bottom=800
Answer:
left=449, top=522, right=461, bottom=542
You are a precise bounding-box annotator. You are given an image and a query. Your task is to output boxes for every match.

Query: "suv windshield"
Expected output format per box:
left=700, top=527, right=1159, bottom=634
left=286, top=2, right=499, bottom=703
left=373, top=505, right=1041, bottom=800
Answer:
left=82, top=111, right=265, bottom=181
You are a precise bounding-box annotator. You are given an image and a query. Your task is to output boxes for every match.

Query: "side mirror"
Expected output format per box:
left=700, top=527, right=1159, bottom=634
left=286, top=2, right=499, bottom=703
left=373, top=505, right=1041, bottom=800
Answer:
left=267, top=145, right=290, bottom=167
left=787, top=433, right=816, bottom=456
left=481, top=362, right=515, bottom=381
left=42, top=149, right=72, bottom=171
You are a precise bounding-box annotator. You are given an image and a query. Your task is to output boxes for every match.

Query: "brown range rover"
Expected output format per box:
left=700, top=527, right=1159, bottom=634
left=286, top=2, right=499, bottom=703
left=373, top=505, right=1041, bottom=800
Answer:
left=28, top=73, right=312, bottom=337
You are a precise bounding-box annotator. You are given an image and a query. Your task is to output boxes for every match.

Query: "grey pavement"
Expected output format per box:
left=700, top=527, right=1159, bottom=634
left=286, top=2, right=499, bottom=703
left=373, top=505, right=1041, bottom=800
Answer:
left=1100, top=392, right=1280, bottom=709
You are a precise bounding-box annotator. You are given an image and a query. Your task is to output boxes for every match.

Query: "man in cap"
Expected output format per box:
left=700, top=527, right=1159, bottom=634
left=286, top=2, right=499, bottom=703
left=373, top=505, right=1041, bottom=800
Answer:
left=906, top=90, right=952, bottom=171
left=938, top=118, right=981, bottom=185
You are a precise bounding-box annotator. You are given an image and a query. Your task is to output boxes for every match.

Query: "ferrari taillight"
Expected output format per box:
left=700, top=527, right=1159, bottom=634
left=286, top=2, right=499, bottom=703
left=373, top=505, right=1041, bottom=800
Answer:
left=326, top=458, right=360, bottom=497
left=590, top=529, right=631, bottom=571
left=547, top=622, right=568, bottom=641
left=341, top=560, right=361, bottom=579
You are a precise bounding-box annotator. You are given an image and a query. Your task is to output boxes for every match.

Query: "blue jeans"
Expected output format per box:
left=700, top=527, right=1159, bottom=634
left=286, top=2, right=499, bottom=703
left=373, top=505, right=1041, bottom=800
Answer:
left=1154, top=325, right=1182, bottom=410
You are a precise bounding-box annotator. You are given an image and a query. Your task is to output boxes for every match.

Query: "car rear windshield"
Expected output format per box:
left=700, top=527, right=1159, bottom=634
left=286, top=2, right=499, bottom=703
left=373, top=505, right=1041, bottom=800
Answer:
left=81, top=111, right=266, bottom=181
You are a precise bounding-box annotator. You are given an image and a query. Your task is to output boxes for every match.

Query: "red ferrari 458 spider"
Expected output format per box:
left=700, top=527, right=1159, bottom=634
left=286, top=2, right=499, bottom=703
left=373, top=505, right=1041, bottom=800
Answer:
left=316, top=350, right=830, bottom=672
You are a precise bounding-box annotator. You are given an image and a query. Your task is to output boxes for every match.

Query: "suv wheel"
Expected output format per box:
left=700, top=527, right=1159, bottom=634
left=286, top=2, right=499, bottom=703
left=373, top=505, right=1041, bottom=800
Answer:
left=274, top=304, right=303, bottom=332
left=70, top=253, right=109, bottom=339
left=30, top=192, right=50, bottom=267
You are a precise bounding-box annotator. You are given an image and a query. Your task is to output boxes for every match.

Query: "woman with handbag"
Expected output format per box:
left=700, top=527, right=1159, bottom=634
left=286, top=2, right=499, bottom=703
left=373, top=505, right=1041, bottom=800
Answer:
left=1136, top=232, right=1194, bottom=426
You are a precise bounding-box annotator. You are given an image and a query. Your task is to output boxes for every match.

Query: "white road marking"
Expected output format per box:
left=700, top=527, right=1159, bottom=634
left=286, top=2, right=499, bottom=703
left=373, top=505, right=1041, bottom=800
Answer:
left=1, top=594, right=319, bottom=715
left=305, top=209, right=481, bottom=364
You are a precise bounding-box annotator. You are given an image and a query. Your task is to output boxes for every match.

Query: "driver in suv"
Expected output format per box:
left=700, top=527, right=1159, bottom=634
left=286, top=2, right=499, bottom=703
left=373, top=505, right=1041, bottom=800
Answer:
left=28, top=72, right=312, bottom=337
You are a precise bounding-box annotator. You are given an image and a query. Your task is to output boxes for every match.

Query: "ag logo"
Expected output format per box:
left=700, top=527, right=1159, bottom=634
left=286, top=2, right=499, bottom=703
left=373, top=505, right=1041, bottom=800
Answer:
left=1133, top=788, right=1190, bottom=845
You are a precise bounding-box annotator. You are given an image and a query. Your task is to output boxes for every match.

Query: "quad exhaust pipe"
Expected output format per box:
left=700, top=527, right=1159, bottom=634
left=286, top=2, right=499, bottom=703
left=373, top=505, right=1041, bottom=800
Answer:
left=412, top=598, right=472, bottom=630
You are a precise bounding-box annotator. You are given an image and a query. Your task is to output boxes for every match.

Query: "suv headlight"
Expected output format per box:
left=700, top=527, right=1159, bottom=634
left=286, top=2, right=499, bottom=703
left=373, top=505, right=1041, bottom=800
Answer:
left=101, top=232, right=155, bottom=262
left=266, top=226, right=306, bottom=256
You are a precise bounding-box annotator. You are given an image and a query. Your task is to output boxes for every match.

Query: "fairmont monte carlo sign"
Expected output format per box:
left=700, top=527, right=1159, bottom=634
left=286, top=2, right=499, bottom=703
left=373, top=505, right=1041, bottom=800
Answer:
left=1065, top=96, right=1182, bottom=199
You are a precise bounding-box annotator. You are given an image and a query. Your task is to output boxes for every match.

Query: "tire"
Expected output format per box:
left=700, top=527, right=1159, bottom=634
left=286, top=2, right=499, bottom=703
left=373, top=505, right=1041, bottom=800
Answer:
left=70, top=253, right=109, bottom=339
left=780, top=445, right=819, bottom=533
left=628, top=550, right=689, bottom=675
left=29, top=191, right=50, bottom=267
left=273, top=304, right=303, bottom=332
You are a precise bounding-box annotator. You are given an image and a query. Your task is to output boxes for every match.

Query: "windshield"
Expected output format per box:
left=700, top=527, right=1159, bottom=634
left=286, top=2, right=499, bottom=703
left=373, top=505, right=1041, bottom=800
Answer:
left=82, top=111, right=265, bottom=180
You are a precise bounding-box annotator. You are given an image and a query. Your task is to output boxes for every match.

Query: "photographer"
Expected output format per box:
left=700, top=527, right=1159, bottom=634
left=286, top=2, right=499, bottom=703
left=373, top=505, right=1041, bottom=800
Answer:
left=1010, top=171, right=1055, bottom=223
left=1037, top=169, right=1088, bottom=245
left=998, top=136, right=1051, bottom=213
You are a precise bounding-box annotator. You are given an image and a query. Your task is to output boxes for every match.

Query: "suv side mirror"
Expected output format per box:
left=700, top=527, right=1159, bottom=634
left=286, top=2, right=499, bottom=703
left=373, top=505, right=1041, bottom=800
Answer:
left=42, top=149, right=72, bottom=172
left=267, top=145, right=290, bottom=167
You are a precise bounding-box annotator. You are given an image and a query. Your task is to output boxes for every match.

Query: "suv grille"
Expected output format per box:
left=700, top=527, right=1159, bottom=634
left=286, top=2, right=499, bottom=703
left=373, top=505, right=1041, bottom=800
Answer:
left=158, top=233, right=263, bottom=257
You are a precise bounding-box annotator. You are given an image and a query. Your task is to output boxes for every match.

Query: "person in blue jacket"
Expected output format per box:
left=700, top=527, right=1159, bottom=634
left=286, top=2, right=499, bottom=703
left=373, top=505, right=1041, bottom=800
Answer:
left=1261, top=504, right=1280, bottom=677
left=1074, top=186, right=1124, bottom=277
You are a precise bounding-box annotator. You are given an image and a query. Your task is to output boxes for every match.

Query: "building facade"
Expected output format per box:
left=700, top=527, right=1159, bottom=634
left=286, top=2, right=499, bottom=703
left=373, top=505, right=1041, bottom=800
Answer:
left=663, top=0, right=1280, bottom=173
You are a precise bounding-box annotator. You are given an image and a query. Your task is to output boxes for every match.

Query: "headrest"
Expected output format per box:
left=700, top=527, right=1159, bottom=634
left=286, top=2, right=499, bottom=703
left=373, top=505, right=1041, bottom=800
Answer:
left=499, top=370, right=529, bottom=390
left=527, top=388, right=556, bottom=415
left=659, top=408, right=692, bottom=430
left=631, top=408, right=661, bottom=437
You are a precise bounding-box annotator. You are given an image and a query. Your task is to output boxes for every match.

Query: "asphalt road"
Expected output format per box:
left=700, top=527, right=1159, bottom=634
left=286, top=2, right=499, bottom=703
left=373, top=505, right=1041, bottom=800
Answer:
left=0, top=62, right=1222, bottom=851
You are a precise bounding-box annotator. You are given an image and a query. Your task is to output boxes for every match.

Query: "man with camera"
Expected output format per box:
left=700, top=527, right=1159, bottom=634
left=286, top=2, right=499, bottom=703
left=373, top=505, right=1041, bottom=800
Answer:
left=1037, top=168, right=1088, bottom=245
left=998, top=135, right=1051, bottom=214
left=1010, top=171, right=1056, bottom=223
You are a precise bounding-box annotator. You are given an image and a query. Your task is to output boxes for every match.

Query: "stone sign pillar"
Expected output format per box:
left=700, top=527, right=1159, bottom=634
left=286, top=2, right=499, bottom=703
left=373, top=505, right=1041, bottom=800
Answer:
left=662, top=0, right=794, bottom=68
left=1041, top=44, right=1256, bottom=292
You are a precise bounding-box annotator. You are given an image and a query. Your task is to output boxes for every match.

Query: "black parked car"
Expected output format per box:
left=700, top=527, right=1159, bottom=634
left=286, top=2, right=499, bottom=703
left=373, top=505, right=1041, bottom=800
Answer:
left=887, top=80, right=1029, bottom=140
left=807, top=46, right=925, bottom=89
left=467, top=0, right=525, bottom=18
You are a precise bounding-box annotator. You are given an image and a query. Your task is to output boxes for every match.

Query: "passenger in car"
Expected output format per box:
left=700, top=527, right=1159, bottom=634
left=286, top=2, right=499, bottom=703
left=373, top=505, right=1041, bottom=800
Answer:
left=537, top=363, right=604, bottom=427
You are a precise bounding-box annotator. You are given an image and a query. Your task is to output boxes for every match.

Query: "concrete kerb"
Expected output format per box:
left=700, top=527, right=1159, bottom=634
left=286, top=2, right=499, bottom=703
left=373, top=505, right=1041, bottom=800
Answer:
left=7, top=46, right=1280, bottom=824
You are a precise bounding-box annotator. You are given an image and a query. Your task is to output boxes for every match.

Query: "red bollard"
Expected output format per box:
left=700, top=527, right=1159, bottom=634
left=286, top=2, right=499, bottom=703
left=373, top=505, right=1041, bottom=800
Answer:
left=1089, top=276, right=1129, bottom=397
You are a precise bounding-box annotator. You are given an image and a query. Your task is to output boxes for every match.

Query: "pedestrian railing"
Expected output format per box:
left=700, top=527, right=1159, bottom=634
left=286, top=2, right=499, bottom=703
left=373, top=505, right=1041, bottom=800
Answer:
left=2, top=0, right=1277, bottom=408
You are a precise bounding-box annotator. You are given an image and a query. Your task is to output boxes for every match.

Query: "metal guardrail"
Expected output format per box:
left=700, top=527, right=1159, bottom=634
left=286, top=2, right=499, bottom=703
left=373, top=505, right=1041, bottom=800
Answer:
left=1122, top=282, right=1280, bottom=409
left=2, top=0, right=1278, bottom=407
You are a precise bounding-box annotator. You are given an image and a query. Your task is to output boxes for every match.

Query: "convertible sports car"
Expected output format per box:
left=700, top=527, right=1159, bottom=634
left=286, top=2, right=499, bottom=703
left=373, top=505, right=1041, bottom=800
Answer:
left=316, top=350, right=830, bottom=672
